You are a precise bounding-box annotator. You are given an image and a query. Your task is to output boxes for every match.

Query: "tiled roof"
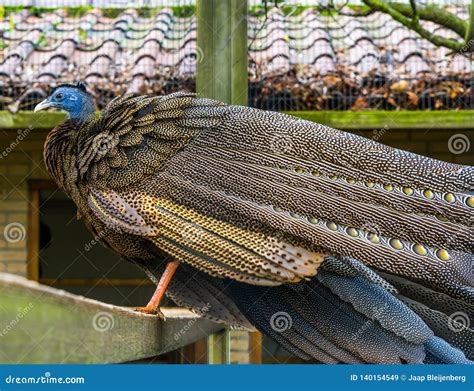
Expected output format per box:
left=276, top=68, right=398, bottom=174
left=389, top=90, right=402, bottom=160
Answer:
left=0, top=6, right=472, bottom=111
left=249, top=8, right=472, bottom=75
left=1, top=8, right=197, bottom=110
left=248, top=7, right=473, bottom=110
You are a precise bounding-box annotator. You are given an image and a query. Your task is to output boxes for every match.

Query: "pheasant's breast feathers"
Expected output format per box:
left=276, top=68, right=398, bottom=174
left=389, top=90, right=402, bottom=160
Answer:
left=75, top=92, right=227, bottom=189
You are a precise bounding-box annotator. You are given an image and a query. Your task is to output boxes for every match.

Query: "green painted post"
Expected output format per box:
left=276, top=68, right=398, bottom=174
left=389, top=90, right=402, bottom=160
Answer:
left=196, top=0, right=248, bottom=105
left=208, top=331, right=231, bottom=364
left=196, top=0, right=248, bottom=364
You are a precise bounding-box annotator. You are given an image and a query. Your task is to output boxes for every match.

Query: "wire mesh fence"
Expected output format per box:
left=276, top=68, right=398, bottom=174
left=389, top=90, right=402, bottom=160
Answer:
left=0, top=1, right=196, bottom=111
left=0, top=0, right=472, bottom=111
left=248, top=1, right=473, bottom=111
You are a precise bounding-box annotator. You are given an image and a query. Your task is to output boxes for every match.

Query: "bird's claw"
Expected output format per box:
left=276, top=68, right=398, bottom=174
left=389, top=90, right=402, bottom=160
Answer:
left=134, top=306, right=166, bottom=320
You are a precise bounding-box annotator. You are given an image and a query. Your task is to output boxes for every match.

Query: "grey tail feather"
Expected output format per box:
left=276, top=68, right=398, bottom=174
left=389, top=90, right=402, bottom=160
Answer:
left=378, top=272, right=473, bottom=360
left=143, top=256, right=473, bottom=364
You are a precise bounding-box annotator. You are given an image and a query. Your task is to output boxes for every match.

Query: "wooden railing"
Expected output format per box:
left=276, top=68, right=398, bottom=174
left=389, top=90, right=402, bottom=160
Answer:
left=0, top=273, right=224, bottom=364
left=2, top=110, right=474, bottom=130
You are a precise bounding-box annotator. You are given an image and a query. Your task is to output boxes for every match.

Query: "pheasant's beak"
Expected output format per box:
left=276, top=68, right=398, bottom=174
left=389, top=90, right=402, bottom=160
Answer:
left=34, top=99, right=54, bottom=112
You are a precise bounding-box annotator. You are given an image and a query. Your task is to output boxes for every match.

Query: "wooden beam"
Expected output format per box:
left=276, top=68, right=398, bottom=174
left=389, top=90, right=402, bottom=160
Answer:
left=196, top=0, right=248, bottom=105
left=1, top=110, right=473, bottom=131
left=286, top=110, right=474, bottom=130
left=0, top=111, right=67, bottom=129
left=39, top=278, right=154, bottom=287
left=0, top=273, right=223, bottom=364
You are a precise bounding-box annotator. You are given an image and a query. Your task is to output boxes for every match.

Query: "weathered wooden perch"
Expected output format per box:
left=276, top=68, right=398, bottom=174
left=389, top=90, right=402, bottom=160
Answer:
left=0, top=273, right=224, bottom=364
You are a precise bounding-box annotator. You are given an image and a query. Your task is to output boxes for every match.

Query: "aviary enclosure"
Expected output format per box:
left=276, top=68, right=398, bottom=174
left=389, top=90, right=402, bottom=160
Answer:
left=0, top=0, right=472, bottom=383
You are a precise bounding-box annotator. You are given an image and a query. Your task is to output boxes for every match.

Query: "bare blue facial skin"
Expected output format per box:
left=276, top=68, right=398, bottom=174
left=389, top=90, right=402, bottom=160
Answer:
left=34, top=84, right=94, bottom=123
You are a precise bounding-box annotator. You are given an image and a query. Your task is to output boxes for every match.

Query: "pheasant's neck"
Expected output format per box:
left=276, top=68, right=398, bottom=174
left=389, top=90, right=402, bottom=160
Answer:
left=43, top=121, right=82, bottom=204
left=69, top=97, right=95, bottom=123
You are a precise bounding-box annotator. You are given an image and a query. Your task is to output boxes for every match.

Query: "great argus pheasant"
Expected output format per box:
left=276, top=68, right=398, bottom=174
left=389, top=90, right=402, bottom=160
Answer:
left=35, top=82, right=473, bottom=364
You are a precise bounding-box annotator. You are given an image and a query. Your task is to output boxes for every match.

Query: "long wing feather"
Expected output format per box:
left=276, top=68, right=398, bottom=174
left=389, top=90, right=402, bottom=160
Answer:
left=88, top=188, right=325, bottom=285
left=79, top=92, right=473, bottom=301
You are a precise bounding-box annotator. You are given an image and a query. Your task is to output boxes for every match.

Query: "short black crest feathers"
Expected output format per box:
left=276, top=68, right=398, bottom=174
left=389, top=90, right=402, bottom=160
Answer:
left=50, top=80, right=90, bottom=95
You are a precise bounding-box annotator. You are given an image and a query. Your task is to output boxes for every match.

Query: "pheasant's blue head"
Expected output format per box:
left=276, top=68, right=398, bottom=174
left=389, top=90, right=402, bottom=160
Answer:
left=34, top=81, right=95, bottom=123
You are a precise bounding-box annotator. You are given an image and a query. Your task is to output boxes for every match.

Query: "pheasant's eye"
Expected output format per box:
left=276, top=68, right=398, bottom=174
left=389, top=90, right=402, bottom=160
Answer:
left=55, top=93, right=64, bottom=100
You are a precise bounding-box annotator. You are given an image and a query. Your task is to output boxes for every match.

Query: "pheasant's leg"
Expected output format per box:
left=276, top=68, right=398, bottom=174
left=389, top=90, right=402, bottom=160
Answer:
left=135, top=259, right=181, bottom=319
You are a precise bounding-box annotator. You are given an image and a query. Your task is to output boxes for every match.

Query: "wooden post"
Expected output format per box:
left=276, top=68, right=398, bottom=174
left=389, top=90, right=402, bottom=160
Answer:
left=208, top=330, right=230, bottom=364
left=249, top=331, right=263, bottom=364
left=179, top=337, right=208, bottom=364
left=196, top=0, right=248, bottom=105
left=196, top=0, right=248, bottom=364
left=26, top=187, right=40, bottom=281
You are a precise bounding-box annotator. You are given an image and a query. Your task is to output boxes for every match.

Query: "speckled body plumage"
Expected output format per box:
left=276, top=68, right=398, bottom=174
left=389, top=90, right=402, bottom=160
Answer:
left=42, top=90, right=473, bottom=364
